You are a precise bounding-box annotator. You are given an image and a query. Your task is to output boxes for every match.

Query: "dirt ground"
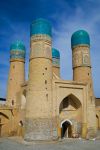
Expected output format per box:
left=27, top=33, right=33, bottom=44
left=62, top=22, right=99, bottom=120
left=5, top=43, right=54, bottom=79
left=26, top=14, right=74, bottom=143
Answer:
left=0, top=137, right=100, bottom=150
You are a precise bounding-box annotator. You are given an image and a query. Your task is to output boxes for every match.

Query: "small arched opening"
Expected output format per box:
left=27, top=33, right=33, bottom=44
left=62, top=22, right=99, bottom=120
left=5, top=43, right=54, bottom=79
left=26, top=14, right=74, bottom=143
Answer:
left=61, top=119, right=72, bottom=138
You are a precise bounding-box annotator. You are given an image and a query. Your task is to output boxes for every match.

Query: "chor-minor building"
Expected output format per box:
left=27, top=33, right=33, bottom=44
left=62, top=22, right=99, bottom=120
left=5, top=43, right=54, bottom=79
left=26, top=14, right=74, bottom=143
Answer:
left=0, top=18, right=100, bottom=141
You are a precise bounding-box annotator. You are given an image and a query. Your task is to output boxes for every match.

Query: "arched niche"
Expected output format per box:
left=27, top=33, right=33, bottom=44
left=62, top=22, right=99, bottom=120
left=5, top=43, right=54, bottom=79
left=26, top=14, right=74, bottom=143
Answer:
left=59, top=94, right=81, bottom=113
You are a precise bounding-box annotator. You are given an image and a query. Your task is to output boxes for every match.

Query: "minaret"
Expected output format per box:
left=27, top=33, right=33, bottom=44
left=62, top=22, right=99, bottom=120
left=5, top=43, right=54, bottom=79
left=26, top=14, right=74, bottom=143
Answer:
left=52, top=48, right=60, bottom=77
left=25, top=19, right=56, bottom=141
left=6, top=41, right=26, bottom=107
left=71, top=30, right=96, bottom=138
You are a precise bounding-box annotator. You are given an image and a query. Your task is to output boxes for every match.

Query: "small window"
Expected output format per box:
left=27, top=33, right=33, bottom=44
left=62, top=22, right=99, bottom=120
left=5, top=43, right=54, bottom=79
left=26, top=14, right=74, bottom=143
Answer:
left=19, top=120, right=23, bottom=126
left=88, top=73, right=89, bottom=76
left=12, top=100, right=14, bottom=105
left=45, top=80, right=47, bottom=84
left=45, top=67, right=47, bottom=70
left=43, top=73, right=44, bottom=75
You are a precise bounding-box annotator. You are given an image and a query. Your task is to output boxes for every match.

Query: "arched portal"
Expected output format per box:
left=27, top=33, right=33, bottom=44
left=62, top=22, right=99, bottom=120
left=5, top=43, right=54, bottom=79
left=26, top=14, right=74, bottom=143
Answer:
left=59, top=94, right=82, bottom=138
left=61, top=119, right=72, bottom=138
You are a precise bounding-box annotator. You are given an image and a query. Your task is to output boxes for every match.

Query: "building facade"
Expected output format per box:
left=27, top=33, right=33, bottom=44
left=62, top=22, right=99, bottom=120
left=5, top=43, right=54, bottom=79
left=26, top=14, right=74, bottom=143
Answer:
left=0, top=18, right=100, bottom=140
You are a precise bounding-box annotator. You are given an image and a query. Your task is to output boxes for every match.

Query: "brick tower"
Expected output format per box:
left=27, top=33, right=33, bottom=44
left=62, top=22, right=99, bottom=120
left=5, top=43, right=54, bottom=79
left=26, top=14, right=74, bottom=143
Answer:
left=71, top=30, right=96, bottom=138
left=24, top=19, right=56, bottom=141
left=6, top=41, right=26, bottom=107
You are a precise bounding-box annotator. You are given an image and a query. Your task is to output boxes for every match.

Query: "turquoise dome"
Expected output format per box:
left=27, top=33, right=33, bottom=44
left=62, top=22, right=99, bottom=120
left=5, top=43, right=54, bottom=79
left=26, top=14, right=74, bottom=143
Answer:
left=10, top=40, right=25, bottom=51
left=71, top=30, right=90, bottom=48
left=30, top=18, right=51, bottom=37
left=52, top=48, right=60, bottom=67
left=52, top=48, right=60, bottom=59
left=10, top=40, right=26, bottom=60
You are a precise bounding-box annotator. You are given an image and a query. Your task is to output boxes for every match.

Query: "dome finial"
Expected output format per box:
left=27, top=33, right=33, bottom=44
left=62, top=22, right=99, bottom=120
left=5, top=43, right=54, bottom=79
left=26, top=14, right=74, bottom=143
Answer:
left=71, top=30, right=90, bottom=48
left=10, top=40, right=26, bottom=51
left=30, top=18, right=52, bottom=37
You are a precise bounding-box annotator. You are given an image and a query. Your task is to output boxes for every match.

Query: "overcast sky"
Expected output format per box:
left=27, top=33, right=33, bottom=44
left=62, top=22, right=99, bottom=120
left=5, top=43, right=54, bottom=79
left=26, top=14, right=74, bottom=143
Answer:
left=0, top=0, right=100, bottom=98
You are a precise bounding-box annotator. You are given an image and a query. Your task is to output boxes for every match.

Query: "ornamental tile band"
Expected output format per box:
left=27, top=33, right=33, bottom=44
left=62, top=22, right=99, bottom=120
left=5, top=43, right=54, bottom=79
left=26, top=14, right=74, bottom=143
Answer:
left=10, top=41, right=26, bottom=60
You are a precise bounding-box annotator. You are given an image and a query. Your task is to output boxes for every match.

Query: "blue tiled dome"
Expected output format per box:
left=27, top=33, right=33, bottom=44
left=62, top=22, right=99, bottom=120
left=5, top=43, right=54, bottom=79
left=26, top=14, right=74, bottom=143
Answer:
left=71, top=30, right=90, bottom=48
left=10, top=40, right=25, bottom=51
left=30, top=18, right=52, bottom=37
left=10, top=40, right=26, bottom=60
left=52, top=48, right=60, bottom=59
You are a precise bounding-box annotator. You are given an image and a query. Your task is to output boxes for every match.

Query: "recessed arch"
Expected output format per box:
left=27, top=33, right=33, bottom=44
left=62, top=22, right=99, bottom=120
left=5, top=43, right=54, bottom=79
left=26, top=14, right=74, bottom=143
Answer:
left=59, top=93, right=81, bottom=113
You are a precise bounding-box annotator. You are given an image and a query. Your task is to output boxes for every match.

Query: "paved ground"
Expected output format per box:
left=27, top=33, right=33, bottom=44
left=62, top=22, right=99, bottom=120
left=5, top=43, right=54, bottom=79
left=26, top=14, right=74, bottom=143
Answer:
left=0, top=137, right=100, bottom=150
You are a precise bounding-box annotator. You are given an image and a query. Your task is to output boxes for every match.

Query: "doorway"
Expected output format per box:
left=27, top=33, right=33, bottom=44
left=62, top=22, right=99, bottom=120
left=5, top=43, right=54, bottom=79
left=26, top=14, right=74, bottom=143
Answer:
left=61, top=120, right=72, bottom=138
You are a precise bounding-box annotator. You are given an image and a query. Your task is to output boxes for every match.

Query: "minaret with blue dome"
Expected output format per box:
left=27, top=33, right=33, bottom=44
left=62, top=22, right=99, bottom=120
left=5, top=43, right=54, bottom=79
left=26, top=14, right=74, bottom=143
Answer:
left=71, top=30, right=96, bottom=138
left=71, top=30, right=91, bottom=80
left=71, top=30, right=90, bottom=48
left=6, top=40, right=26, bottom=107
left=52, top=48, right=60, bottom=77
left=25, top=18, right=56, bottom=141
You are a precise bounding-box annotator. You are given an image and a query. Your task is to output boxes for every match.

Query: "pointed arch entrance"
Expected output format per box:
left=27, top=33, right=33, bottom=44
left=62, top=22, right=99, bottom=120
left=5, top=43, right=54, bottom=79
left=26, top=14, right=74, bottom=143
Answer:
left=59, top=94, right=82, bottom=138
left=61, top=119, right=72, bottom=138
